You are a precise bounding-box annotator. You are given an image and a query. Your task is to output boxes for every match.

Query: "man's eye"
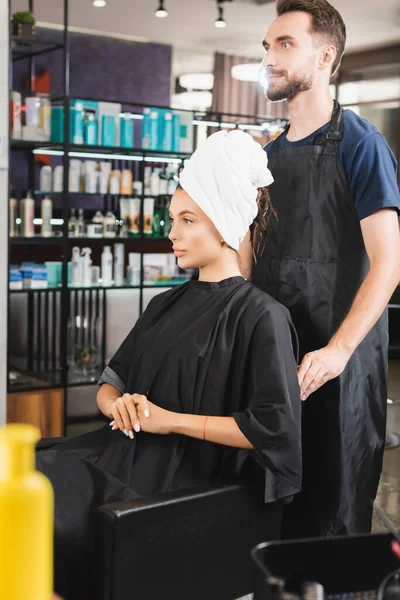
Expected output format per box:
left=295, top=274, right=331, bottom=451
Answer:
left=282, top=42, right=291, bottom=49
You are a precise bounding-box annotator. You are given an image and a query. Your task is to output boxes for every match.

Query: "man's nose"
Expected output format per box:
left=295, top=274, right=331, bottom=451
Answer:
left=262, top=51, right=277, bottom=69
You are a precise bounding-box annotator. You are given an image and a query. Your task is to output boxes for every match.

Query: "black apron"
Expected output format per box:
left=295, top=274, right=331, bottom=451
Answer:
left=253, top=101, right=388, bottom=537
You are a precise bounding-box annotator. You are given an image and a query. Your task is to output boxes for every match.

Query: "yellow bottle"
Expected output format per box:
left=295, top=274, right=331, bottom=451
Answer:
left=0, top=424, right=54, bottom=600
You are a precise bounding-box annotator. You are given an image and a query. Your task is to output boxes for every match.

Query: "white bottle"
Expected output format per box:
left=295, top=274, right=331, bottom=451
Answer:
left=40, top=166, right=52, bottom=192
left=53, top=166, right=64, bottom=193
left=101, top=247, right=113, bottom=286
left=103, top=211, right=116, bottom=238
left=81, top=248, right=92, bottom=287
left=109, top=170, right=121, bottom=195
left=150, top=169, right=160, bottom=196
left=144, top=166, right=152, bottom=196
left=20, top=192, right=35, bottom=237
left=114, top=243, right=124, bottom=286
left=41, top=196, right=52, bottom=237
left=71, top=247, right=83, bottom=286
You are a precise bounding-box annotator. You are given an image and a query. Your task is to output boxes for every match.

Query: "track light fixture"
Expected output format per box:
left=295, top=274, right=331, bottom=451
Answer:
left=215, top=1, right=227, bottom=28
left=155, top=0, right=168, bottom=18
left=92, top=0, right=106, bottom=7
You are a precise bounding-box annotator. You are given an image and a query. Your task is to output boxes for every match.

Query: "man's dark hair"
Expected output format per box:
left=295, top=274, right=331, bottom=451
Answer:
left=276, top=0, right=346, bottom=75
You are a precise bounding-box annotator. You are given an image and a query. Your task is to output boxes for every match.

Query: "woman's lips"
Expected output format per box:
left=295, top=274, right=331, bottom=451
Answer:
left=173, top=249, right=187, bottom=257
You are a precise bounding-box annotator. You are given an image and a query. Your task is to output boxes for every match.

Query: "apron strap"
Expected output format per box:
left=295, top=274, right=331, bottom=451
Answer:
left=312, top=100, right=344, bottom=147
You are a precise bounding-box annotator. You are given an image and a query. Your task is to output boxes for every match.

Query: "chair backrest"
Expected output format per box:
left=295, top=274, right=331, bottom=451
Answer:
left=98, top=482, right=283, bottom=600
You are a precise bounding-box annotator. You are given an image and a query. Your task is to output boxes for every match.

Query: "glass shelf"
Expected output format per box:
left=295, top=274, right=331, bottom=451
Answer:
left=9, top=236, right=64, bottom=245
left=11, top=36, right=64, bottom=62
left=9, top=283, right=142, bottom=294
left=11, top=139, right=192, bottom=159
left=9, top=236, right=171, bottom=244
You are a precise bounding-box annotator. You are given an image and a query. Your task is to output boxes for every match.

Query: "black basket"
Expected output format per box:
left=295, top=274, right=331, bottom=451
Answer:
left=252, top=533, right=399, bottom=600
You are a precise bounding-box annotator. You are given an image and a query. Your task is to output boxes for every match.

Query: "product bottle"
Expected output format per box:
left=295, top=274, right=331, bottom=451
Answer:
left=41, top=196, right=53, bottom=237
left=109, top=170, right=121, bottom=195
left=81, top=248, right=93, bottom=287
left=150, top=169, right=161, bottom=196
left=40, top=165, right=53, bottom=193
left=71, top=247, right=83, bottom=285
left=20, top=191, right=35, bottom=237
left=0, top=424, right=54, bottom=600
left=120, top=166, right=133, bottom=196
left=76, top=209, right=86, bottom=237
left=114, top=243, right=125, bottom=286
left=163, top=198, right=171, bottom=238
left=68, top=208, right=78, bottom=238
left=101, top=246, right=113, bottom=286
left=9, top=196, right=18, bottom=237
left=103, top=211, right=117, bottom=238
left=153, top=202, right=163, bottom=238
left=144, top=166, right=152, bottom=196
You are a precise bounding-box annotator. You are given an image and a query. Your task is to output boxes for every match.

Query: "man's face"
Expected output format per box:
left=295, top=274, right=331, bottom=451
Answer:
left=261, top=12, right=321, bottom=102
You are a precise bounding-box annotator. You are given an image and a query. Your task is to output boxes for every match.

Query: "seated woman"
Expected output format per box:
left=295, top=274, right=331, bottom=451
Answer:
left=36, top=130, right=301, bottom=600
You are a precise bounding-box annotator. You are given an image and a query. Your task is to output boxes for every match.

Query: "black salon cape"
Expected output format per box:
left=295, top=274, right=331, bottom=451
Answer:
left=36, top=276, right=301, bottom=600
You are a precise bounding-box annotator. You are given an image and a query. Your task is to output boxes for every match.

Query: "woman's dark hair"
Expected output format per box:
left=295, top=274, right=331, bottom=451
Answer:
left=175, top=183, right=275, bottom=258
left=251, top=186, right=275, bottom=260
left=276, top=0, right=346, bottom=76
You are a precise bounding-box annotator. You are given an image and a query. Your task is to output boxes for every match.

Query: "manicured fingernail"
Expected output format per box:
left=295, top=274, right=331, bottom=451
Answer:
left=144, top=410, right=150, bottom=418
left=134, top=424, right=140, bottom=433
left=109, top=421, right=115, bottom=427
left=112, top=425, right=118, bottom=430
left=124, top=429, right=128, bottom=436
left=129, top=431, right=134, bottom=440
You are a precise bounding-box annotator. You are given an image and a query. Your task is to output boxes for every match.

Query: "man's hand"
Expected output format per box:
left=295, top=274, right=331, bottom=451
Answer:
left=298, top=343, right=351, bottom=401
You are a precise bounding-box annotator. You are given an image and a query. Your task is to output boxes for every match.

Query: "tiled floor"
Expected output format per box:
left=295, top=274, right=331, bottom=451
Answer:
left=373, top=360, right=400, bottom=532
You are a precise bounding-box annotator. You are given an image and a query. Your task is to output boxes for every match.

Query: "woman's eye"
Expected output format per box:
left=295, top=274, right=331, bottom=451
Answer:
left=169, top=217, right=174, bottom=223
left=183, top=218, right=193, bottom=225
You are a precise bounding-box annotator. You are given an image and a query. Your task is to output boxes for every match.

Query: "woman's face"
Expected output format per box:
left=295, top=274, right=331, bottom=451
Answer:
left=168, top=187, right=224, bottom=270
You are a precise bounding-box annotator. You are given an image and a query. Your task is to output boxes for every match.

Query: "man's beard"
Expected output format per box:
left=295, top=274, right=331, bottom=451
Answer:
left=266, top=70, right=314, bottom=102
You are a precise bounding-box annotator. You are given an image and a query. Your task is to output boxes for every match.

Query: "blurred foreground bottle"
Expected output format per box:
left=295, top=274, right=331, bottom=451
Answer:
left=0, top=424, right=53, bottom=600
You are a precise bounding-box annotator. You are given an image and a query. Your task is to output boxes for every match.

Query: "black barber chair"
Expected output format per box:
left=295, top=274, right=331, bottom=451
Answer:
left=37, top=436, right=285, bottom=600
left=252, top=532, right=400, bottom=600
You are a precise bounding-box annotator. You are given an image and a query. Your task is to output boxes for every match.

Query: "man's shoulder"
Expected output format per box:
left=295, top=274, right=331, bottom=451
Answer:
left=341, top=109, right=380, bottom=148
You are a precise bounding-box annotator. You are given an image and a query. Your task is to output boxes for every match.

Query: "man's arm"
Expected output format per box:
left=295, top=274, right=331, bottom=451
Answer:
left=299, top=208, right=400, bottom=400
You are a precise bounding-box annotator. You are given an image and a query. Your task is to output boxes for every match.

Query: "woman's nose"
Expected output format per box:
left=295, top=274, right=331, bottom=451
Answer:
left=168, top=224, right=180, bottom=242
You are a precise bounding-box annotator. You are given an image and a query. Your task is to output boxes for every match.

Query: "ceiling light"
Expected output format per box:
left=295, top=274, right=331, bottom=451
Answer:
left=231, top=63, right=262, bottom=82
left=155, top=0, right=168, bottom=18
left=92, top=0, right=106, bottom=7
left=172, top=91, right=213, bottom=110
left=179, top=73, right=214, bottom=91
left=215, top=6, right=227, bottom=28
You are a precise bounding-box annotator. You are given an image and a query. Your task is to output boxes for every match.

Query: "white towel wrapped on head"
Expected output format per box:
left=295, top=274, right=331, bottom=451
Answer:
left=179, top=130, right=274, bottom=251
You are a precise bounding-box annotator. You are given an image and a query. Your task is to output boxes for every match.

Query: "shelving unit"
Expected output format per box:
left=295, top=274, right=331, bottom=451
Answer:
left=8, top=0, right=288, bottom=434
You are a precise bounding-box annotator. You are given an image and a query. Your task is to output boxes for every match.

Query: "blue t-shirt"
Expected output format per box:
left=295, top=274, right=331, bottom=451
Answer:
left=266, top=109, right=400, bottom=221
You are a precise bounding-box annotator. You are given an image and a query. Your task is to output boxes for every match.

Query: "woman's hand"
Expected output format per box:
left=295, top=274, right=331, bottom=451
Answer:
left=108, top=393, right=143, bottom=438
left=134, top=395, right=177, bottom=435
left=109, top=393, right=177, bottom=437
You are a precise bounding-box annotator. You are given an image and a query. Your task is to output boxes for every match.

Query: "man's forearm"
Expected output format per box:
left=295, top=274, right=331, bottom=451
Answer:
left=330, top=260, right=400, bottom=355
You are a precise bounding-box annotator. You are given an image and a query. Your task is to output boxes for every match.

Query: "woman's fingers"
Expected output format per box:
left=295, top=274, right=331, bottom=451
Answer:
left=109, top=404, right=124, bottom=432
left=115, top=396, right=134, bottom=437
left=125, top=395, right=141, bottom=433
left=133, top=394, right=150, bottom=420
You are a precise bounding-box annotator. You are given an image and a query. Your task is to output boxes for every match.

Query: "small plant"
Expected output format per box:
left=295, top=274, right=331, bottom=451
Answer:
left=12, top=11, right=36, bottom=26
left=12, top=11, right=36, bottom=38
